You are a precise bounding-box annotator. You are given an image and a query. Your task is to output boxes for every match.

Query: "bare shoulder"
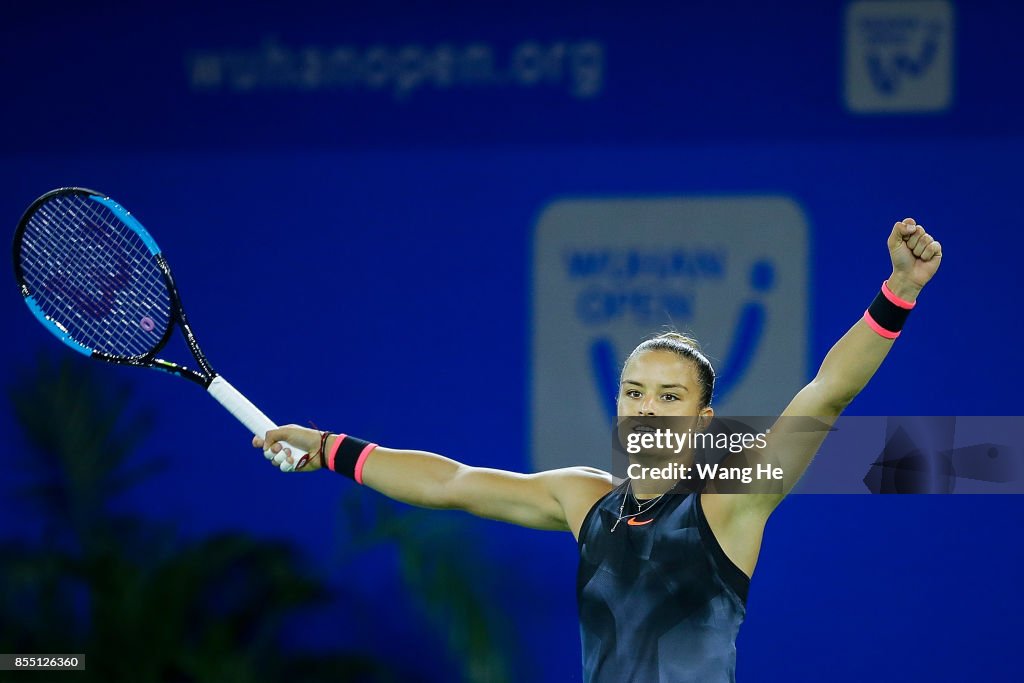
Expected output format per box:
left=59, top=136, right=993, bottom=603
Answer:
left=540, top=466, right=615, bottom=540
left=541, top=466, right=614, bottom=493
left=563, top=466, right=615, bottom=482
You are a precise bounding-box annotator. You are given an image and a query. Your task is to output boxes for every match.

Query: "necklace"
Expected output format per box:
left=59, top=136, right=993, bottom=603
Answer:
left=610, top=481, right=668, bottom=533
left=630, top=488, right=664, bottom=512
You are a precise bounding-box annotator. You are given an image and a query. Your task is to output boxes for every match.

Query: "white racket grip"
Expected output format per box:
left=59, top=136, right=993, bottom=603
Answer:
left=207, top=375, right=308, bottom=472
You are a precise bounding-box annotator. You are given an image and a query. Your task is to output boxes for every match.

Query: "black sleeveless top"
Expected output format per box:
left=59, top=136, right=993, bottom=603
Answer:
left=576, top=480, right=750, bottom=682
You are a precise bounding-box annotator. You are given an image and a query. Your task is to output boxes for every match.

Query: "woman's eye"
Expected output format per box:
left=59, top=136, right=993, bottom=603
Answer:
left=662, top=394, right=679, bottom=401
left=625, top=390, right=641, bottom=399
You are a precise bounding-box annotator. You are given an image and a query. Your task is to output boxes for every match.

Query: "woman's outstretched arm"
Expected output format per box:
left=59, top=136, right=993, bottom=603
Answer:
left=253, top=428, right=613, bottom=536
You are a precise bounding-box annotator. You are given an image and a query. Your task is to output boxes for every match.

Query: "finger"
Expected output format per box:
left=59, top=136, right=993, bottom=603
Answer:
left=252, top=435, right=264, bottom=448
left=902, top=217, right=916, bottom=227
left=912, top=233, right=933, bottom=257
left=264, top=441, right=283, bottom=462
left=265, top=428, right=290, bottom=444
left=922, top=240, right=942, bottom=261
left=262, top=426, right=290, bottom=453
left=277, top=447, right=295, bottom=468
left=905, top=226, right=925, bottom=250
left=889, top=222, right=908, bottom=249
left=890, top=221, right=916, bottom=249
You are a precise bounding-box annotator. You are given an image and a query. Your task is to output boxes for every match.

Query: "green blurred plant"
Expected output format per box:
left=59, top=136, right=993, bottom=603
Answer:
left=2, top=353, right=519, bottom=683
left=1, top=354, right=402, bottom=682
left=337, top=492, right=520, bottom=683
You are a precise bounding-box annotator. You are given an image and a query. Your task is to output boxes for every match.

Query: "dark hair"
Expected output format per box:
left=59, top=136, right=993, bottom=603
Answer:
left=622, top=332, right=716, bottom=408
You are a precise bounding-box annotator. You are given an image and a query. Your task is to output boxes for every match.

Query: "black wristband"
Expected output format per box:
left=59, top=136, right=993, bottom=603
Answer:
left=327, top=434, right=378, bottom=483
left=863, top=281, right=916, bottom=339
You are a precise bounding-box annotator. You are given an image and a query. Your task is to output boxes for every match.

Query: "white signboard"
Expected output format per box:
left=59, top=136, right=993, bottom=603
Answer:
left=845, top=0, right=954, bottom=113
left=530, top=196, right=809, bottom=471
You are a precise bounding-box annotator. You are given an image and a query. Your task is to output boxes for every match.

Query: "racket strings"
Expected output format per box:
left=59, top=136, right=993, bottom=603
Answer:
left=40, top=195, right=171, bottom=355
left=19, top=194, right=172, bottom=358
left=30, top=200, right=132, bottom=315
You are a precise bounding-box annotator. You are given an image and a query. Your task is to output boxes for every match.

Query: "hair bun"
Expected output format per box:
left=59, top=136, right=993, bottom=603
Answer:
left=654, top=331, right=702, bottom=351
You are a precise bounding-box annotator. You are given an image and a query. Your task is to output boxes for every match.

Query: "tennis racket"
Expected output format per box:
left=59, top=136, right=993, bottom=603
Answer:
left=13, top=187, right=308, bottom=471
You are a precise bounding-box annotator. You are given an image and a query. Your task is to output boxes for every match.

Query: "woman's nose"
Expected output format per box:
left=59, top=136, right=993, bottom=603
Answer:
left=639, top=396, right=656, bottom=416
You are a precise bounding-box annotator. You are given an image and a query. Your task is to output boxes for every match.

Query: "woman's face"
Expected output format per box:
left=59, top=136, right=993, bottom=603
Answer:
left=617, top=349, right=711, bottom=419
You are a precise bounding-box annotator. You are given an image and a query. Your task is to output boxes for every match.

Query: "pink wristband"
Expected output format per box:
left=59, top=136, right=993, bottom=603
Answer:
left=326, top=434, right=346, bottom=473
left=862, top=310, right=901, bottom=339
left=881, top=280, right=916, bottom=309
left=353, top=443, right=378, bottom=485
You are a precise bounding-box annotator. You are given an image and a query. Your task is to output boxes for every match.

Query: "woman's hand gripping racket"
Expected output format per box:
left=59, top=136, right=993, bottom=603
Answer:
left=13, top=187, right=308, bottom=471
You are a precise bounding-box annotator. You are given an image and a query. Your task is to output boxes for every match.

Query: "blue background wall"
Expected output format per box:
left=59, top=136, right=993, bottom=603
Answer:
left=3, top=1, right=1023, bottom=681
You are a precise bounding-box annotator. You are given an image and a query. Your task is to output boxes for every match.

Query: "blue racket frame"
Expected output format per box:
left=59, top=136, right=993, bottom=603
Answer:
left=13, top=187, right=216, bottom=388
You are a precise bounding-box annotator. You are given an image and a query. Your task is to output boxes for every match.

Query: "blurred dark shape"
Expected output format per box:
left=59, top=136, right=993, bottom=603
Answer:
left=863, top=417, right=1020, bottom=494
left=863, top=425, right=956, bottom=494
left=0, top=354, right=404, bottom=682
left=336, top=492, right=518, bottom=683
left=942, top=443, right=1019, bottom=483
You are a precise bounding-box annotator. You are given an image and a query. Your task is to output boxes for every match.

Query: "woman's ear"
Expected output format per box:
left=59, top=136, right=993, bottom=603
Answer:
left=697, top=406, right=714, bottom=429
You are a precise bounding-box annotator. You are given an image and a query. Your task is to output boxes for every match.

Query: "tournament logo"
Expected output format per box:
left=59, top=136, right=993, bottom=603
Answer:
left=530, top=197, right=809, bottom=472
left=844, top=0, right=955, bottom=113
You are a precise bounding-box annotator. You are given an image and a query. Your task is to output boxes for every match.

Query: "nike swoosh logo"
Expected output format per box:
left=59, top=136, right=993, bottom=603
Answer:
left=627, top=518, right=654, bottom=526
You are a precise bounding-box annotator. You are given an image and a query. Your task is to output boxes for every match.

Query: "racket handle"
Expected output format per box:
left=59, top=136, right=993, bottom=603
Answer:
left=207, top=375, right=308, bottom=472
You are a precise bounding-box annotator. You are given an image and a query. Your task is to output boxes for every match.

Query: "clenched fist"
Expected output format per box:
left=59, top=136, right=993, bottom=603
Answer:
left=887, top=218, right=942, bottom=302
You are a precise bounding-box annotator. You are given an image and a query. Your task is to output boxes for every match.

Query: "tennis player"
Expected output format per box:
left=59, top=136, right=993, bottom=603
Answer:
left=255, top=219, right=941, bottom=682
